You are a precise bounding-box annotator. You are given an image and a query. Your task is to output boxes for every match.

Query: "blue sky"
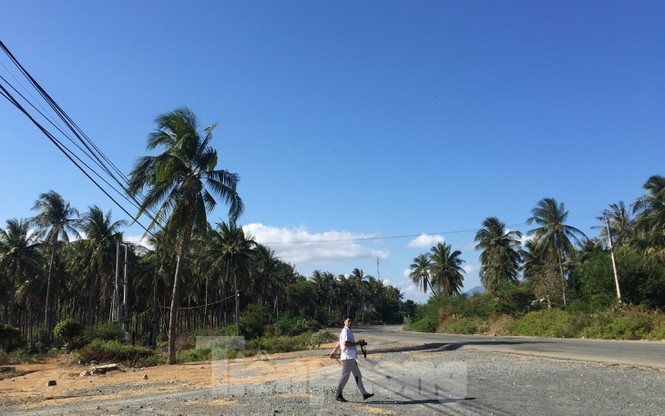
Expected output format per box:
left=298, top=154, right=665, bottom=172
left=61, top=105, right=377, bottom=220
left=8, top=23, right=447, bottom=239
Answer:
left=1, top=1, right=663, bottom=303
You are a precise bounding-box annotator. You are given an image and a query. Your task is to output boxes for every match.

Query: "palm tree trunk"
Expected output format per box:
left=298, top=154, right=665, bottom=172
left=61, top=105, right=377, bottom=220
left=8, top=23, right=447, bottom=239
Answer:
left=234, top=273, right=240, bottom=336
left=557, top=248, right=567, bottom=306
left=44, top=248, right=56, bottom=346
left=204, top=276, right=209, bottom=328
left=167, top=228, right=193, bottom=365
left=151, top=265, right=159, bottom=348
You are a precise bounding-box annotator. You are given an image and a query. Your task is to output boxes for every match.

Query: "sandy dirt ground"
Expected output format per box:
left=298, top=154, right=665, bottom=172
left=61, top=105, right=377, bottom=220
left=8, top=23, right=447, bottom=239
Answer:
left=0, top=342, right=340, bottom=412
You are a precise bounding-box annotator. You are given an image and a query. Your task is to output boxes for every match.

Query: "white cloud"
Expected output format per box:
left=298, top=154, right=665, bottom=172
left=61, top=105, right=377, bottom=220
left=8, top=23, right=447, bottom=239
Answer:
left=243, top=223, right=390, bottom=265
left=406, top=233, right=444, bottom=248
left=399, top=280, right=430, bottom=304
left=519, top=233, right=534, bottom=247
left=125, top=234, right=153, bottom=249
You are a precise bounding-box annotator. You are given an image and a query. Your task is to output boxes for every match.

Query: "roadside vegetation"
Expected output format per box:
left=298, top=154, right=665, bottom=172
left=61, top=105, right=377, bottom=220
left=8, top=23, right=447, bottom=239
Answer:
left=406, top=176, right=665, bottom=340
left=0, top=108, right=663, bottom=366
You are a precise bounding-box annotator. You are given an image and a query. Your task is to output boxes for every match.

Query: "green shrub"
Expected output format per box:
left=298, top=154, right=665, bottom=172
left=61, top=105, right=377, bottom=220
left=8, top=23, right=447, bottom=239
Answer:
left=240, top=304, right=271, bottom=339
left=178, top=348, right=212, bottom=362
left=0, top=324, right=23, bottom=352
left=10, top=348, right=38, bottom=363
left=0, top=349, right=9, bottom=364
left=216, top=324, right=237, bottom=336
left=77, top=339, right=155, bottom=367
left=274, top=316, right=320, bottom=336
left=607, top=313, right=652, bottom=339
left=440, top=317, right=487, bottom=335
left=86, top=322, right=125, bottom=342
left=404, top=295, right=448, bottom=333
left=53, top=319, right=85, bottom=350
left=245, top=331, right=335, bottom=354
left=581, top=308, right=655, bottom=340
left=648, top=317, right=665, bottom=340
left=509, top=309, right=580, bottom=338
left=404, top=314, right=438, bottom=333
left=579, top=313, right=615, bottom=339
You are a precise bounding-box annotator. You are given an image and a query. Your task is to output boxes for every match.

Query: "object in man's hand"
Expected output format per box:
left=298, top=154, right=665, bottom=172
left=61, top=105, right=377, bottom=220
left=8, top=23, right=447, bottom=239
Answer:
left=358, top=340, right=368, bottom=358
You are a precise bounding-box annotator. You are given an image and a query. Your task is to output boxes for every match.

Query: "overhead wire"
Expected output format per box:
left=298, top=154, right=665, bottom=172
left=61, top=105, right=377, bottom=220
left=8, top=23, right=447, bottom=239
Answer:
left=0, top=39, right=162, bottom=238
left=258, top=214, right=600, bottom=246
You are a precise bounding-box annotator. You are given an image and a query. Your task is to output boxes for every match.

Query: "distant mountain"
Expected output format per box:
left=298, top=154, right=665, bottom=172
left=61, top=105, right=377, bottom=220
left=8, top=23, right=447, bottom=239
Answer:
left=464, top=285, right=485, bottom=295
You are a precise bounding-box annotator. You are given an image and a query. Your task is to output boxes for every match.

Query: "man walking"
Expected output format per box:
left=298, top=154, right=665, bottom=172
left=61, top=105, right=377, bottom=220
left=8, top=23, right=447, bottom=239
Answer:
left=329, top=315, right=374, bottom=402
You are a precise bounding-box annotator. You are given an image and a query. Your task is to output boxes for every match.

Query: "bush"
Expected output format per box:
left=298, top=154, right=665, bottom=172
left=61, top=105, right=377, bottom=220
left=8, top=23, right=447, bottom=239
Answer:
left=240, top=304, right=271, bottom=339
left=509, top=309, right=581, bottom=338
left=486, top=314, right=518, bottom=336
left=0, top=349, right=9, bottom=364
left=77, top=339, right=156, bottom=367
left=274, top=316, right=320, bottom=336
left=439, top=316, right=486, bottom=335
left=217, top=324, right=238, bottom=336
left=607, top=313, right=653, bottom=339
left=404, top=314, right=438, bottom=333
left=53, top=319, right=85, bottom=350
left=581, top=308, right=654, bottom=340
left=0, top=324, right=23, bottom=352
left=404, top=295, right=447, bottom=333
left=178, top=348, right=212, bottom=362
left=246, top=331, right=334, bottom=354
left=86, top=322, right=125, bottom=342
left=648, top=316, right=665, bottom=340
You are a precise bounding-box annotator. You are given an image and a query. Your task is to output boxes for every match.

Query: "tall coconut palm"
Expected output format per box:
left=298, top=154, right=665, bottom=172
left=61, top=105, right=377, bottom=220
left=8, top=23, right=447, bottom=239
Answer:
left=78, top=206, right=126, bottom=325
left=429, top=242, right=465, bottom=296
left=474, top=217, right=522, bottom=291
left=0, top=218, right=42, bottom=325
left=599, top=202, right=633, bottom=248
left=348, top=268, right=368, bottom=319
left=250, top=245, right=294, bottom=322
left=128, top=108, right=244, bottom=364
left=251, top=244, right=281, bottom=304
left=633, top=175, right=665, bottom=252
left=527, top=198, right=586, bottom=306
left=208, top=222, right=254, bottom=335
left=29, top=191, right=79, bottom=339
left=143, top=228, right=176, bottom=346
left=409, top=253, right=435, bottom=295
left=311, top=270, right=338, bottom=323
left=271, top=260, right=297, bottom=321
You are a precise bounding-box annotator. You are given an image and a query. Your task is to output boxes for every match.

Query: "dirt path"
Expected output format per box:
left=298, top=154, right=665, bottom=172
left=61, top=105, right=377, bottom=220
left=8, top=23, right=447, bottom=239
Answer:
left=0, top=343, right=341, bottom=412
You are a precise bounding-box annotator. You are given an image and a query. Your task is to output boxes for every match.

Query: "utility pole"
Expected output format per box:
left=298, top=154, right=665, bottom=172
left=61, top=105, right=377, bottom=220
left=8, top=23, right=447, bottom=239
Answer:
left=377, top=257, right=380, bottom=280
left=113, top=241, right=131, bottom=340
left=604, top=214, right=622, bottom=303
left=235, top=274, right=240, bottom=336
left=122, top=244, right=130, bottom=339
left=113, top=241, right=120, bottom=322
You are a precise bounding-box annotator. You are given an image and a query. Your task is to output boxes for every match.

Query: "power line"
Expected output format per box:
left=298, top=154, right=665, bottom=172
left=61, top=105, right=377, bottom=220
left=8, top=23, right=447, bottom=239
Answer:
left=258, top=214, right=601, bottom=246
left=0, top=40, right=163, bottom=239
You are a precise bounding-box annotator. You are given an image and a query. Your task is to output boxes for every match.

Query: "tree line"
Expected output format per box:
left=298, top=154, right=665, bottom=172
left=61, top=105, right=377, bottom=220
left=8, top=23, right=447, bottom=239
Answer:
left=409, top=176, right=665, bottom=312
left=0, top=109, right=404, bottom=364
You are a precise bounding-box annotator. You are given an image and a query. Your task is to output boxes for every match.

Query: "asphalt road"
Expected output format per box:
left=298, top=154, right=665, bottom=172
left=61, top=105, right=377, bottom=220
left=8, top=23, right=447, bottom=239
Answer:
left=354, top=325, right=665, bottom=370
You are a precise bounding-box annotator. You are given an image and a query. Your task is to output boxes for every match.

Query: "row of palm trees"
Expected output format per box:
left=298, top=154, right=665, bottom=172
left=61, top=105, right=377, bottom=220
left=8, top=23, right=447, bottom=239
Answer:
left=0, top=204, right=403, bottom=347
left=409, top=176, right=665, bottom=309
left=0, top=109, right=405, bottom=364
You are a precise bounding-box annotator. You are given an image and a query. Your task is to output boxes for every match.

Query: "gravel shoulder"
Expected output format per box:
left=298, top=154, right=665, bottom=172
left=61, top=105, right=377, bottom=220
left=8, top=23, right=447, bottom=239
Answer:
left=2, top=336, right=665, bottom=415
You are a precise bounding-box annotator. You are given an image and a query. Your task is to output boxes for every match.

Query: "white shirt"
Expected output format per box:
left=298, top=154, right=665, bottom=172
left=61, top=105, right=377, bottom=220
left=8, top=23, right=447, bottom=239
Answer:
left=339, top=325, right=357, bottom=360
